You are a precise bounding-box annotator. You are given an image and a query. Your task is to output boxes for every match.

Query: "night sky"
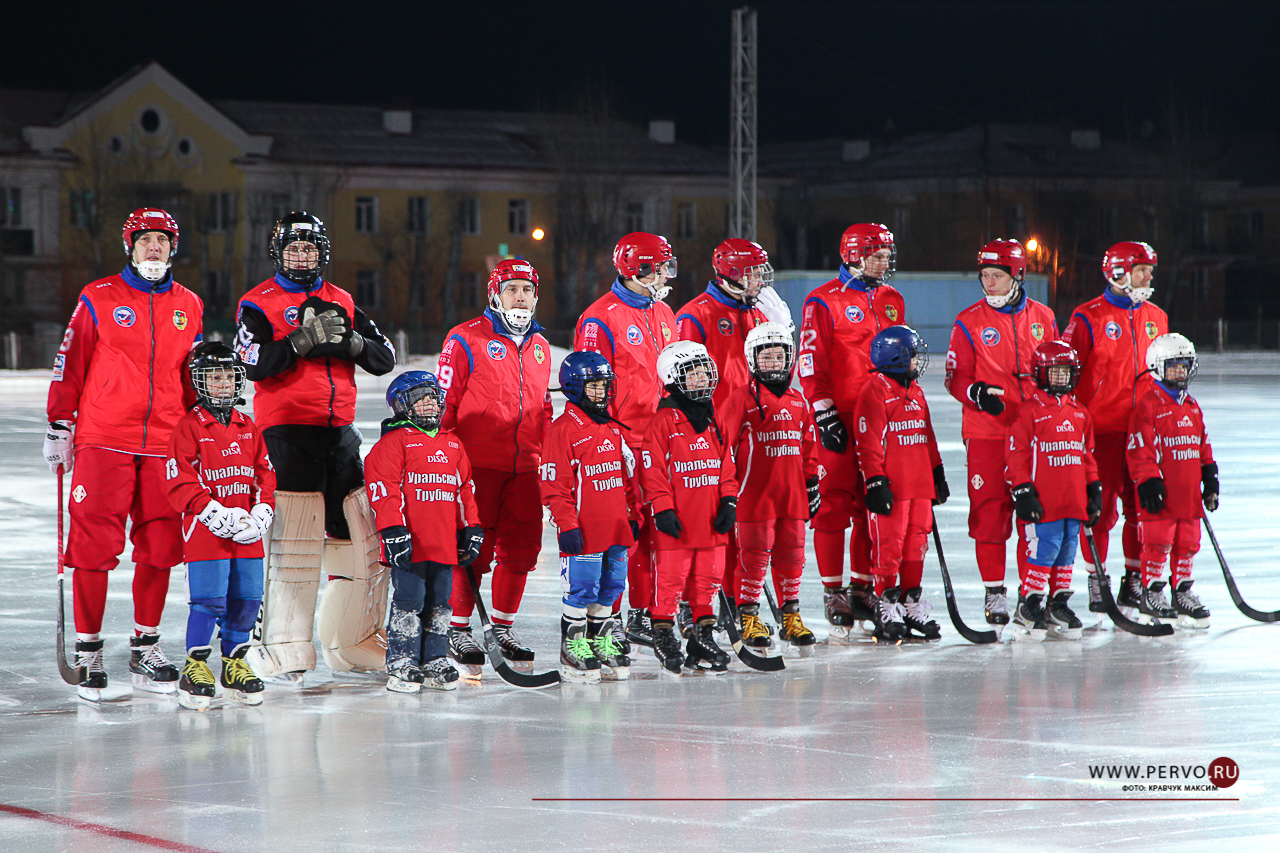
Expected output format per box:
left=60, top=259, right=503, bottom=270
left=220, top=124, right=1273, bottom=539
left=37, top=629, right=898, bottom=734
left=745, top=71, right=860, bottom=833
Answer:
left=4, top=1, right=1278, bottom=146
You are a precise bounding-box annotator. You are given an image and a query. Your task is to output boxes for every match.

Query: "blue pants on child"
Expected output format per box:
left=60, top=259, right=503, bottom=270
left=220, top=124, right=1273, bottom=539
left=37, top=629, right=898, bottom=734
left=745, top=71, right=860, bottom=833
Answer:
left=387, top=561, right=453, bottom=669
left=560, top=545, right=628, bottom=614
left=186, top=558, right=264, bottom=656
left=1020, top=518, right=1081, bottom=593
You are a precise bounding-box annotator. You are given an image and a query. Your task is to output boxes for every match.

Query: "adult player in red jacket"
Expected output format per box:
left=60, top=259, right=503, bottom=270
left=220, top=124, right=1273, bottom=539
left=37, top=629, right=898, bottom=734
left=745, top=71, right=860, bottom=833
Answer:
left=1063, top=242, right=1168, bottom=609
left=798, top=223, right=906, bottom=637
left=641, top=342, right=739, bottom=674
left=43, top=208, right=203, bottom=700
left=1125, top=334, right=1216, bottom=628
left=436, top=259, right=553, bottom=672
left=365, top=371, right=483, bottom=693
left=574, top=232, right=678, bottom=646
left=235, top=212, right=396, bottom=681
left=1004, top=341, right=1102, bottom=642
left=719, top=322, right=819, bottom=651
left=541, top=351, right=642, bottom=682
left=853, top=326, right=948, bottom=642
left=944, top=239, right=1057, bottom=628
left=165, top=342, right=276, bottom=709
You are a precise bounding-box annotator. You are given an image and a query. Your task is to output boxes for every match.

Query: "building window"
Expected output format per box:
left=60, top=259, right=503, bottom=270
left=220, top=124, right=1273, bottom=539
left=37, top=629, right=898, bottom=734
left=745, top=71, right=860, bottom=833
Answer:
left=508, top=199, right=530, bottom=236
left=0, top=187, right=21, bottom=226
left=356, top=270, right=379, bottom=307
left=0, top=267, right=25, bottom=307
left=208, top=192, right=234, bottom=232
left=408, top=196, right=431, bottom=235
left=69, top=190, right=96, bottom=229
left=1248, top=210, right=1265, bottom=237
left=457, top=198, right=480, bottom=236
left=676, top=202, right=697, bottom=239
left=460, top=271, right=481, bottom=309
left=625, top=201, right=645, bottom=233
left=355, top=196, right=378, bottom=234
left=409, top=269, right=430, bottom=309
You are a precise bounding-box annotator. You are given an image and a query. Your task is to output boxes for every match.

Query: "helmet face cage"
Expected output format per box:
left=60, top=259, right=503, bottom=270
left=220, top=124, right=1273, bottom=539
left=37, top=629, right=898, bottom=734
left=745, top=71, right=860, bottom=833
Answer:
left=1032, top=341, right=1080, bottom=395
left=840, top=225, right=896, bottom=284
left=1157, top=356, right=1197, bottom=391
left=1145, top=333, right=1197, bottom=391
left=560, top=352, right=617, bottom=413
left=394, top=381, right=445, bottom=429
left=746, top=331, right=795, bottom=384
left=270, top=213, right=331, bottom=283
left=869, top=326, right=927, bottom=378
left=488, top=263, right=539, bottom=334
left=190, top=354, right=246, bottom=412
left=675, top=352, right=718, bottom=401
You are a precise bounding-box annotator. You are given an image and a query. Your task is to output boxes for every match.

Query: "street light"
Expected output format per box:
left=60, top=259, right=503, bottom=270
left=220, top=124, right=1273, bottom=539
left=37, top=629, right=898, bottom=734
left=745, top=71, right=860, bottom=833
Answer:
left=531, top=228, right=546, bottom=241
left=1026, top=238, right=1039, bottom=252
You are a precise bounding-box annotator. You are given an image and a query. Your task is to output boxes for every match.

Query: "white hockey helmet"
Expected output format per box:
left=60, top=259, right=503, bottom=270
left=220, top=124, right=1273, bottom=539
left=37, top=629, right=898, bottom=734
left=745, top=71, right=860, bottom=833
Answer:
left=743, top=321, right=795, bottom=384
left=1145, top=332, right=1197, bottom=390
left=657, top=340, right=718, bottom=402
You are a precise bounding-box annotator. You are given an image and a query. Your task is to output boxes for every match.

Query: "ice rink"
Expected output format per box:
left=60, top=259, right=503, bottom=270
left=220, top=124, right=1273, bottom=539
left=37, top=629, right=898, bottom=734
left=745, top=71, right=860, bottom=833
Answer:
left=1, top=354, right=1277, bottom=853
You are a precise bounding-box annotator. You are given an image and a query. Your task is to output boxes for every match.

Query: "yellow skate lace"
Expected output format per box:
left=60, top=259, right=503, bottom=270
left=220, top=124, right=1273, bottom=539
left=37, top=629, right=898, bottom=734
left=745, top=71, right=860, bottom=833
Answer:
left=182, top=658, right=216, bottom=687
left=782, top=611, right=812, bottom=639
left=221, top=657, right=258, bottom=688
left=741, top=612, right=769, bottom=642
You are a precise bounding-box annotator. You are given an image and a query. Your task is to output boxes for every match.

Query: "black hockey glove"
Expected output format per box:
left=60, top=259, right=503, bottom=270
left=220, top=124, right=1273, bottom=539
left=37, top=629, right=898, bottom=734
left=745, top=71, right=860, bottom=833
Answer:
left=558, top=528, right=585, bottom=556
left=653, top=509, right=683, bottom=540
left=967, top=381, right=1006, bottom=416
left=713, top=497, right=737, bottom=534
left=457, top=525, right=485, bottom=566
left=805, top=475, right=821, bottom=519
left=288, top=298, right=349, bottom=358
left=813, top=408, right=849, bottom=453
left=1085, top=480, right=1104, bottom=527
left=1137, top=477, right=1167, bottom=515
left=864, top=475, right=895, bottom=516
left=629, top=519, right=641, bottom=540
left=380, top=525, right=413, bottom=574
left=1011, top=482, right=1043, bottom=523
left=1201, top=463, right=1219, bottom=512
left=932, top=464, right=950, bottom=506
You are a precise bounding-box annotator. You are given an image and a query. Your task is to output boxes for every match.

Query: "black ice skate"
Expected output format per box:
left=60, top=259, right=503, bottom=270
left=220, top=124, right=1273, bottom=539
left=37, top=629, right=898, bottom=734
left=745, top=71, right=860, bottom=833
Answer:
left=677, top=601, right=694, bottom=639
left=823, top=585, right=853, bottom=640
left=609, top=613, right=631, bottom=656
left=738, top=603, right=772, bottom=648
left=984, top=586, right=1010, bottom=627
left=421, top=658, right=460, bottom=691
left=1116, top=570, right=1142, bottom=611
left=561, top=622, right=601, bottom=683
left=625, top=608, right=654, bottom=650
left=1046, top=590, right=1083, bottom=640
left=1137, top=581, right=1178, bottom=625
left=871, top=587, right=908, bottom=643
left=386, top=660, right=425, bottom=694
left=901, top=586, right=941, bottom=640
left=588, top=618, right=630, bottom=681
left=178, top=647, right=217, bottom=710
left=492, top=624, right=535, bottom=672
left=1172, top=580, right=1210, bottom=629
left=221, top=644, right=265, bottom=705
left=650, top=621, right=686, bottom=674
left=685, top=620, right=730, bottom=673
left=716, top=594, right=737, bottom=635
left=779, top=600, right=817, bottom=655
left=75, top=639, right=108, bottom=702
left=129, top=634, right=179, bottom=694
left=448, top=626, right=485, bottom=678
left=1011, top=592, right=1048, bottom=642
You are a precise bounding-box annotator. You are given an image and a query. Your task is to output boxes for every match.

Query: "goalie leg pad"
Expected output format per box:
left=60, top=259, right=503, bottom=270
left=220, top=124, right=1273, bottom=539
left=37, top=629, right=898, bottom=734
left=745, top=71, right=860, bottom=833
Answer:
left=248, top=491, right=323, bottom=678
left=317, top=488, right=390, bottom=673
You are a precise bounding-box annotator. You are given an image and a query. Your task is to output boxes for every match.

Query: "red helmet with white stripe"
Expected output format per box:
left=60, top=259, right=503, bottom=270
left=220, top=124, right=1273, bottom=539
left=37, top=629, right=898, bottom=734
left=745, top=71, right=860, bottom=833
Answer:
left=1103, top=241, right=1157, bottom=303
left=121, top=208, right=179, bottom=259
left=712, top=238, right=772, bottom=304
left=613, top=232, right=676, bottom=301
left=839, top=223, right=896, bottom=284
left=487, top=258, right=540, bottom=334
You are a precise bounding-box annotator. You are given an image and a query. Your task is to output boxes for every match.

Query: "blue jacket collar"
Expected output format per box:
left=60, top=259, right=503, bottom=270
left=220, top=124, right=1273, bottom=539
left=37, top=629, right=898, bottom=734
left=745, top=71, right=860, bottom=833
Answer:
left=1104, top=287, right=1139, bottom=310
left=704, top=281, right=747, bottom=309
left=274, top=272, right=324, bottom=294
left=836, top=265, right=874, bottom=293
left=992, top=291, right=1029, bottom=315
left=120, top=264, right=172, bottom=294
left=1154, top=378, right=1188, bottom=404
left=484, top=307, right=544, bottom=341
left=611, top=278, right=655, bottom=308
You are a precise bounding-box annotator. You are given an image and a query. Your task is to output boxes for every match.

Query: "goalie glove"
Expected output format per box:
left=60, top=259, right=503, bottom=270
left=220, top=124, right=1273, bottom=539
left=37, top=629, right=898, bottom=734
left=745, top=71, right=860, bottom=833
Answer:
left=380, top=525, right=413, bottom=573
left=457, top=525, right=485, bottom=567
left=813, top=408, right=848, bottom=453
left=199, top=500, right=247, bottom=539
left=43, top=420, right=74, bottom=474
left=287, top=300, right=349, bottom=357
left=754, top=286, right=795, bottom=333
left=967, top=381, right=1006, bottom=416
left=1011, top=482, right=1043, bottom=523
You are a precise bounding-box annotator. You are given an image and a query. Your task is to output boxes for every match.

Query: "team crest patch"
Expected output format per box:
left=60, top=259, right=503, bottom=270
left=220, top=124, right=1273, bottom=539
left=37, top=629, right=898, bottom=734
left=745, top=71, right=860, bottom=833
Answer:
left=487, top=340, right=507, bottom=360
left=845, top=306, right=864, bottom=323
left=1146, top=321, right=1159, bottom=340
left=662, top=324, right=672, bottom=342
left=73, top=485, right=87, bottom=503
left=627, top=325, right=643, bottom=345
left=970, top=474, right=984, bottom=491
left=113, top=306, right=136, bottom=327
left=173, top=310, right=188, bottom=331
left=718, top=317, right=734, bottom=336
left=284, top=306, right=300, bottom=327
left=1031, top=322, right=1044, bottom=341
left=981, top=327, right=1000, bottom=346
left=1105, top=321, right=1122, bottom=340
left=534, top=344, right=546, bottom=363
left=885, top=304, right=899, bottom=322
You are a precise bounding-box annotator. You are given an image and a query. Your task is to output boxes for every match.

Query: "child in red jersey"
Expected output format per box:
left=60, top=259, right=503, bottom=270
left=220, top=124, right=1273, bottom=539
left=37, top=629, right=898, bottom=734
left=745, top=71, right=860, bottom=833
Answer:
left=365, top=371, right=483, bottom=693
left=641, top=342, right=739, bottom=674
left=165, top=343, right=275, bottom=710
left=1004, top=341, right=1102, bottom=642
left=1126, top=334, right=1217, bottom=628
left=719, top=322, right=819, bottom=652
left=853, top=325, right=949, bottom=642
left=541, top=351, right=642, bottom=682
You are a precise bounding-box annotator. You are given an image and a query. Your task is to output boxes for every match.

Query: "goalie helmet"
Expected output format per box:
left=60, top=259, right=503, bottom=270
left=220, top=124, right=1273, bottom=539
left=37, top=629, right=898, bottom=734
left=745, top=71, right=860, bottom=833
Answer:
left=122, top=208, right=179, bottom=281
left=869, top=325, right=927, bottom=380
left=657, top=340, right=718, bottom=402
left=977, top=238, right=1026, bottom=308
left=559, top=350, right=616, bottom=414
left=1103, top=241, right=1158, bottom=303
left=839, top=223, right=896, bottom=284
left=1145, top=332, right=1197, bottom=391
left=269, top=211, right=330, bottom=285
left=188, top=341, right=246, bottom=416
left=488, top=259, right=540, bottom=334
left=613, top=232, right=676, bottom=301
left=386, top=370, right=446, bottom=429
left=712, top=238, right=772, bottom=305
left=1032, top=340, right=1081, bottom=396
left=743, top=321, right=795, bottom=384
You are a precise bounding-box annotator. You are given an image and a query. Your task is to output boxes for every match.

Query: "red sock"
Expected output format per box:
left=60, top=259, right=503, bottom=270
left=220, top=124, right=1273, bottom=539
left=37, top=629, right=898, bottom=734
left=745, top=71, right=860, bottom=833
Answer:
left=975, top=541, right=1006, bottom=585
left=131, top=563, right=171, bottom=630
left=490, top=565, right=528, bottom=625
left=814, top=530, right=846, bottom=588
left=73, top=568, right=110, bottom=635
left=450, top=565, right=478, bottom=626
left=899, top=560, right=924, bottom=591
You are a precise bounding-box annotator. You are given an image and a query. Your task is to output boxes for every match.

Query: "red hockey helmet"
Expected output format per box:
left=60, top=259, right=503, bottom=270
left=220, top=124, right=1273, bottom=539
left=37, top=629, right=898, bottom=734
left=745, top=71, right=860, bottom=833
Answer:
left=487, top=258, right=540, bottom=333
left=977, top=238, right=1026, bottom=282
left=712, top=238, right=772, bottom=303
left=1103, top=241, right=1158, bottom=283
left=839, top=223, right=895, bottom=265
left=613, top=232, right=676, bottom=280
left=121, top=208, right=179, bottom=259
left=1032, top=339, right=1081, bottom=396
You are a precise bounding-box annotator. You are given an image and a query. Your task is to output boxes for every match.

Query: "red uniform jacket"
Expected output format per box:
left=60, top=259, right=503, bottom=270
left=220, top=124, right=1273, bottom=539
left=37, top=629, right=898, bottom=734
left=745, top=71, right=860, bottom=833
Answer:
left=945, top=296, right=1057, bottom=441
left=640, top=407, right=739, bottom=550
left=48, top=268, right=203, bottom=455
left=1064, top=290, right=1169, bottom=435
left=1005, top=389, right=1099, bottom=524
left=798, top=268, right=905, bottom=416
left=364, top=426, right=481, bottom=565
left=853, top=373, right=942, bottom=500
left=438, top=310, right=553, bottom=475
left=540, top=403, right=641, bottom=553
left=575, top=280, right=677, bottom=448
left=236, top=275, right=395, bottom=431
left=1127, top=381, right=1214, bottom=522
left=719, top=382, right=818, bottom=522
left=675, top=284, right=766, bottom=410
left=165, top=406, right=276, bottom=561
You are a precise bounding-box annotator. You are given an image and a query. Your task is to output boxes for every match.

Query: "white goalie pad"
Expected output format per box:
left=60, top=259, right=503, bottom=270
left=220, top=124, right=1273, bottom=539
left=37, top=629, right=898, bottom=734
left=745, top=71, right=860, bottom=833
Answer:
left=246, top=491, right=324, bottom=679
left=316, top=487, right=390, bottom=672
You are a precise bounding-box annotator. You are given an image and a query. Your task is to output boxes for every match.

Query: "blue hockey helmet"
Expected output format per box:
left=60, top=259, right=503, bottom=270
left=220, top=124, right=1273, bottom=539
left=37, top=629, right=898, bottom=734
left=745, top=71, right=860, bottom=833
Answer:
left=559, top=350, right=616, bottom=413
left=386, top=370, right=445, bottom=429
left=869, top=325, right=928, bottom=379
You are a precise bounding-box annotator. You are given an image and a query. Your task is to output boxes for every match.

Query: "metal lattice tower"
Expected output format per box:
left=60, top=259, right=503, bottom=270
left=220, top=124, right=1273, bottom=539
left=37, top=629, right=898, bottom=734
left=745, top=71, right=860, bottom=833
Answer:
left=729, top=6, right=758, bottom=241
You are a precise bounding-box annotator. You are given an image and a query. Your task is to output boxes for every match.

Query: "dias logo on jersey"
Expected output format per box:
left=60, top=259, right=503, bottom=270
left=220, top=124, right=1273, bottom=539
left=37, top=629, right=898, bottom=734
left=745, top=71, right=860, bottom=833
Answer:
left=627, top=325, right=643, bottom=345
left=718, top=318, right=734, bottom=336
left=1177, top=415, right=1194, bottom=427
left=597, top=438, right=616, bottom=453
left=845, top=306, right=864, bottom=324
left=284, top=306, right=300, bottom=327
left=427, top=450, right=451, bottom=464
left=774, top=407, right=793, bottom=421
left=690, top=436, right=710, bottom=451
left=222, top=441, right=242, bottom=457
left=487, top=340, right=507, bottom=360
left=1105, top=321, right=1122, bottom=340
left=113, top=306, right=136, bottom=327
left=534, top=344, right=546, bottom=364
left=1056, top=420, right=1074, bottom=433
left=981, top=327, right=1000, bottom=346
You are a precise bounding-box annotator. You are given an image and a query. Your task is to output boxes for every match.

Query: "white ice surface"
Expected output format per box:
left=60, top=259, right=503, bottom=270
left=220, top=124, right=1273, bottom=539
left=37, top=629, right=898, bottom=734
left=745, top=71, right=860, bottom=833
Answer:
left=1, top=354, right=1278, bottom=852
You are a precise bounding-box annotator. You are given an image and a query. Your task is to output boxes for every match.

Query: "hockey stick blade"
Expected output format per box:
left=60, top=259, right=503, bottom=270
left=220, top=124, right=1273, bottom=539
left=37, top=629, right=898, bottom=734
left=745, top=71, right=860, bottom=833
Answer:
left=56, top=469, right=84, bottom=685
left=717, top=589, right=785, bottom=671
left=930, top=514, right=998, bottom=644
left=1082, top=526, right=1174, bottom=636
left=464, top=566, right=560, bottom=688
left=1204, top=517, right=1280, bottom=623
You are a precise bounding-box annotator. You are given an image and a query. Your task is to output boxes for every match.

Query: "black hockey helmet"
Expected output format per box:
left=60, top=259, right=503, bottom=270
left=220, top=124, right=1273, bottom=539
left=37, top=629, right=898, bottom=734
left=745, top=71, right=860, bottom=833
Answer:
left=269, top=211, right=330, bottom=285
left=189, top=340, right=246, bottom=415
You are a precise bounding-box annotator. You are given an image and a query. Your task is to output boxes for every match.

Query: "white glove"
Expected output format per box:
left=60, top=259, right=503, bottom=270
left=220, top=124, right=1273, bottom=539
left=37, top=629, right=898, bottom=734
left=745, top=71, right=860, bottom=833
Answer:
left=198, top=500, right=244, bottom=539
left=232, top=503, right=274, bottom=545
left=44, top=420, right=74, bottom=474
left=755, top=287, right=795, bottom=334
